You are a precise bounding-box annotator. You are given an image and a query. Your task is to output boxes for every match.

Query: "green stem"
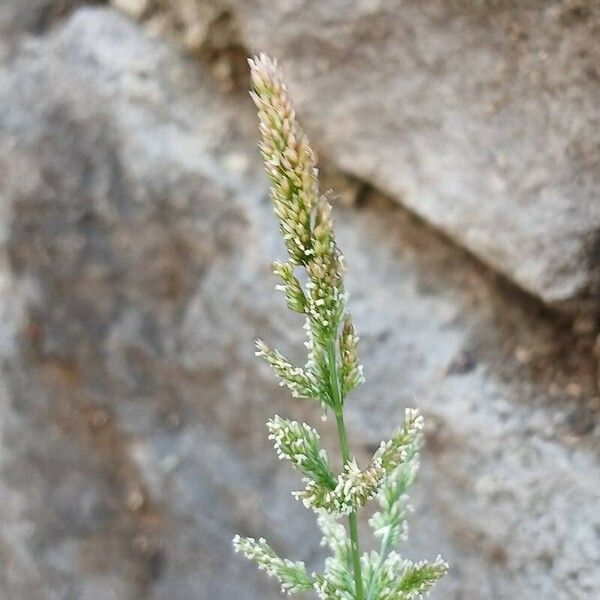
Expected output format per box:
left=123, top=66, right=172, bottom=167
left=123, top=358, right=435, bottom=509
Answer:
left=328, top=341, right=365, bottom=600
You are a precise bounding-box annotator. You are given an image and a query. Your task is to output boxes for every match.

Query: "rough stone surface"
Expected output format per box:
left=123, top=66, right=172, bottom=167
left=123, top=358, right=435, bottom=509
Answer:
left=0, top=6, right=599, bottom=600
left=0, top=0, right=101, bottom=58
left=118, top=0, right=600, bottom=309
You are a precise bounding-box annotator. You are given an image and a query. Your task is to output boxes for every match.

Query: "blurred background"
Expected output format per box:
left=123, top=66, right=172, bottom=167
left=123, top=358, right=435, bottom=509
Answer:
left=0, top=1, right=599, bottom=598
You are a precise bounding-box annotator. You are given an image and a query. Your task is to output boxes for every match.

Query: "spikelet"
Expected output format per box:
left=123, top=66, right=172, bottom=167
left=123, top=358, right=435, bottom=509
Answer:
left=273, top=260, right=307, bottom=313
left=339, top=316, right=364, bottom=396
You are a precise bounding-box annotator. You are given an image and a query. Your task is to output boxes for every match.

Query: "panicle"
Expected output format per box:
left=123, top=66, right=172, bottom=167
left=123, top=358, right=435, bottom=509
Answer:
left=236, top=53, right=447, bottom=600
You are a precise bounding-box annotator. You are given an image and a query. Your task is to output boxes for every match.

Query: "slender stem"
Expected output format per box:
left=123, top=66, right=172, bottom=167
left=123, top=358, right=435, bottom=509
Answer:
left=336, top=412, right=365, bottom=600
left=328, top=341, right=365, bottom=600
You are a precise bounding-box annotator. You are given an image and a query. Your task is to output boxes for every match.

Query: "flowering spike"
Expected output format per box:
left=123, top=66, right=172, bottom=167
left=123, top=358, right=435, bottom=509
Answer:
left=380, top=556, right=449, bottom=600
left=304, top=194, right=346, bottom=347
left=317, top=514, right=351, bottom=560
left=255, top=339, right=323, bottom=402
left=233, top=535, right=313, bottom=595
left=369, top=451, right=419, bottom=548
left=248, top=53, right=317, bottom=266
left=313, top=572, right=355, bottom=600
left=373, top=408, right=424, bottom=474
left=267, top=415, right=336, bottom=490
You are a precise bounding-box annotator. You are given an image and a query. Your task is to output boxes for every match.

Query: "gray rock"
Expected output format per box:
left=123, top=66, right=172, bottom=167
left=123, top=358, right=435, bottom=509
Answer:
left=0, top=0, right=99, bottom=58
left=119, top=0, right=600, bottom=309
left=0, top=6, right=598, bottom=600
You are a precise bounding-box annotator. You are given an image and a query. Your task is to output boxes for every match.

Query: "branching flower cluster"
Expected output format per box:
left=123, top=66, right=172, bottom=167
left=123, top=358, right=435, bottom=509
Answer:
left=234, top=53, right=447, bottom=600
